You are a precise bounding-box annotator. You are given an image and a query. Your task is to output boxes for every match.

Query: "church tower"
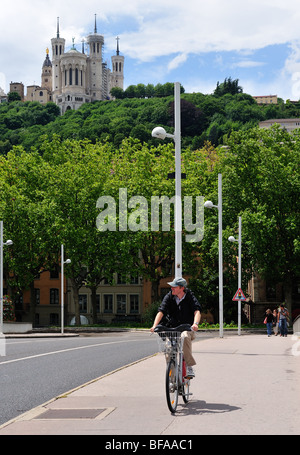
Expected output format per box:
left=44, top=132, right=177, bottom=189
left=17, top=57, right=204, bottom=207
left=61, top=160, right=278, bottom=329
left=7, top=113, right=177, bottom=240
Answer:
left=41, top=48, right=52, bottom=93
left=51, top=17, right=65, bottom=103
left=86, top=14, right=104, bottom=101
left=48, top=15, right=125, bottom=111
left=110, top=37, right=124, bottom=92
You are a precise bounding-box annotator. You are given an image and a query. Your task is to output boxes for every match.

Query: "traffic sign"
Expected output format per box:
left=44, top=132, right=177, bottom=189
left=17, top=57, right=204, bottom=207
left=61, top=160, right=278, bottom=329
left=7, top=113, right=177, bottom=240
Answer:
left=232, top=288, right=246, bottom=301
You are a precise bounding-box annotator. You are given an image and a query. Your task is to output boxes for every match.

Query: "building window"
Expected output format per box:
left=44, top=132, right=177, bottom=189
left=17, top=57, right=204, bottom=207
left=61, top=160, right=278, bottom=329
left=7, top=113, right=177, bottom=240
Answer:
left=50, top=313, right=59, bottom=325
left=117, top=294, right=126, bottom=314
left=79, top=294, right=87, bottom=313
left=50, top=288, right=59, bottom=305
left=50, top=268, right=59, bottom=279
left=117, top=273, right=127, bottom=285
left=75, top=68, right=79, bottom=86
left=35, top=289, right=40, bottom=305
left=130, top=274, right=139, bottom=284
left=69, top=68, right=73, bottom=85
left=130, top=295, right=139, bottom=314
left=104, top=295, right=113, bottom=313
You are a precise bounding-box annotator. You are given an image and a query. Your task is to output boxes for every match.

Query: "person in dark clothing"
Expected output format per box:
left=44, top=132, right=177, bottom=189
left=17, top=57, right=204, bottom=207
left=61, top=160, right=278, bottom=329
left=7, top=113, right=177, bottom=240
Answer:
left=265, top=309, right=274, bottom=336
left=150, top=277, right=201, bottom=378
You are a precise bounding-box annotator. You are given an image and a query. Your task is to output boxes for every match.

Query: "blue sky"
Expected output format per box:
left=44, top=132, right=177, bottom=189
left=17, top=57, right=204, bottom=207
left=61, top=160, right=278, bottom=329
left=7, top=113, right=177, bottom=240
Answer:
left=1, top=0, right=300, bottom=100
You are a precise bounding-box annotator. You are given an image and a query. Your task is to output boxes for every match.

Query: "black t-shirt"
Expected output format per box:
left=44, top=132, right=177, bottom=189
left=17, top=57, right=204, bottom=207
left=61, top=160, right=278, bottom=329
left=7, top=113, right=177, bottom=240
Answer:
left=158, top=289, right=201, bottom=327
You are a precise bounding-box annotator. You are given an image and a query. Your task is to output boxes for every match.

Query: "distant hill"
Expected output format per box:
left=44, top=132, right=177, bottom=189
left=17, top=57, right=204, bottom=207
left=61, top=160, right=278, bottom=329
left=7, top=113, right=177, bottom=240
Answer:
left=1, top=87, right=300, bottom=155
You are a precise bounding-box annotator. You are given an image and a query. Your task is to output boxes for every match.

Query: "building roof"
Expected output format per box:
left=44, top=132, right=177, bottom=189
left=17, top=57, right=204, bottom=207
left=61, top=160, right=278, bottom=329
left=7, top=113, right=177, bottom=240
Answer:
left=43, top=50, right=52, bottom=68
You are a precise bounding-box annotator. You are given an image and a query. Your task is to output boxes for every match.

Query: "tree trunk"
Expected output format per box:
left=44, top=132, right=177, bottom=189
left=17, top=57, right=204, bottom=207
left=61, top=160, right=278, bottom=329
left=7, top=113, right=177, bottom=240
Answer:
left=91, top=286, right=98, bottom=324
left=70, top=279, right=81, bottom=326
left=283, top=277, right=293, bottom=321
left=151, top=278, right=161, bottom=303
left=29, top=281, right=36, bottom=327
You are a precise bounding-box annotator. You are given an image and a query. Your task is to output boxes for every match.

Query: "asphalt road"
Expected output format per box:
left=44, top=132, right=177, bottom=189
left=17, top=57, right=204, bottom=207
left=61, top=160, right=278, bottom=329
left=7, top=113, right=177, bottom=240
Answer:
left=0, top=331, right=160, bottom=425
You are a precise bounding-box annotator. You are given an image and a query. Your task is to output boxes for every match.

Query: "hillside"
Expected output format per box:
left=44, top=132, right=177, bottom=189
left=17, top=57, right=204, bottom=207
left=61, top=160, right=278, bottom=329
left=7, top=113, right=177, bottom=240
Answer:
left=1, top=84, right=300, bottom=154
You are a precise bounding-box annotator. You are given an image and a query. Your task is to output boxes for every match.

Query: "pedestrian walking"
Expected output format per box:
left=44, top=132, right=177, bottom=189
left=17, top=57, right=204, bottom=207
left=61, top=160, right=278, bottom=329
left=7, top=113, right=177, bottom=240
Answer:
left=278, top=303, right=289, bottom=337
left=264, top=309, right=274, bottom=336
left=273, top=309, right=279, bottom=336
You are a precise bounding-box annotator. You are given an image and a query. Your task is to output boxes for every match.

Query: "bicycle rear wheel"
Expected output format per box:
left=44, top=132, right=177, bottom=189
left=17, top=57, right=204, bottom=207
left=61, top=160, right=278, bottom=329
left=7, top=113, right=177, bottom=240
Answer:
left=166, top=359, right=178, bottom=413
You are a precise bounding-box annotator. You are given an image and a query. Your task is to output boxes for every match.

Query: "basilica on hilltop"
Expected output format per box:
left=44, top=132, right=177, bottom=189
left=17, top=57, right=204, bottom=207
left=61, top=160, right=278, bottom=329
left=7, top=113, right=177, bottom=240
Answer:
left=26, top=16, right=124, bottom=113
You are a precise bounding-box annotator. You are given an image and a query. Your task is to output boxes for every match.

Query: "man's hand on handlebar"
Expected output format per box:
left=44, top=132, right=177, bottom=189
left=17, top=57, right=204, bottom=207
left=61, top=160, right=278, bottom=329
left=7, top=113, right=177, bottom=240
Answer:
left=191, top=323, right=199, bottom=331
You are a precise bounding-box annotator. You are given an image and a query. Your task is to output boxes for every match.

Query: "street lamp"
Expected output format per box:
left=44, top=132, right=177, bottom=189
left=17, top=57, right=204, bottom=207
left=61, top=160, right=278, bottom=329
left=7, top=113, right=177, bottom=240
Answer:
left=152, top=82, right=182, bottom=278
left=61, top=244, right=71, bottom=334
left=0, top=221, right=13, bottom=336
left=204, top=174, right=223, bottom=338
left=229, top=216, right=242, bottom=336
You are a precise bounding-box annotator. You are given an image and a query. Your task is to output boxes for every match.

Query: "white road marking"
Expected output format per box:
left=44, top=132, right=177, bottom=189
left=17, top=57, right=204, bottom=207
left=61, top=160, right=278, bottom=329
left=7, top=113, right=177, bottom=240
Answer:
left=0, top=340, right=136, bottom=366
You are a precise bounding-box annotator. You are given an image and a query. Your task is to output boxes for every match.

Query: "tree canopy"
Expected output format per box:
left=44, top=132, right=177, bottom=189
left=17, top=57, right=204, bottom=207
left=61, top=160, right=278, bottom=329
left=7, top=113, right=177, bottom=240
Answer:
left=2, top=80, right=300, bottom=156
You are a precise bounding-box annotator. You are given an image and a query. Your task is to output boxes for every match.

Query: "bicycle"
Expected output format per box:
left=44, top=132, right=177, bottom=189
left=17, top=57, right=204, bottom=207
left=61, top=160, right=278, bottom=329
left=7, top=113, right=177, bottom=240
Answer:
left=154, top=324, right=193, bottom=413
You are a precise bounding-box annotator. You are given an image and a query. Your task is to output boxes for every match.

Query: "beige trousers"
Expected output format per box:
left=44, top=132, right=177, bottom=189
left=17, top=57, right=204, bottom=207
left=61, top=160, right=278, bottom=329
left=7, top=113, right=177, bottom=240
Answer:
left=181, top=330, right=196, bottom=366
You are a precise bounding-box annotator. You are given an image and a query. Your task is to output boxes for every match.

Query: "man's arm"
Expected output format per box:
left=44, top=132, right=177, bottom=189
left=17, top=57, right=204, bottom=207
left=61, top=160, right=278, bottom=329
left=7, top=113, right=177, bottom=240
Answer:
left=150, top=311, right=164, bottom=332
left=192, top=310, right=201, bottom=331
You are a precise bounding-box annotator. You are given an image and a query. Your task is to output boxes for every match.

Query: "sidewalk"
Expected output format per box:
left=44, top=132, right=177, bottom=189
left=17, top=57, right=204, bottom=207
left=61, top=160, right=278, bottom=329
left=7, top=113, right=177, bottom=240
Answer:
left=0, top=334, right=299, bottom=435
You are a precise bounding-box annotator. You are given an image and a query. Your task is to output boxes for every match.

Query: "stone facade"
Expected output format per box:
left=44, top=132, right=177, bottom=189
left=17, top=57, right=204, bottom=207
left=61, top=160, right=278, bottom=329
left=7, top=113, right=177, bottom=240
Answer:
left=50, top=18, right=124, bottom=113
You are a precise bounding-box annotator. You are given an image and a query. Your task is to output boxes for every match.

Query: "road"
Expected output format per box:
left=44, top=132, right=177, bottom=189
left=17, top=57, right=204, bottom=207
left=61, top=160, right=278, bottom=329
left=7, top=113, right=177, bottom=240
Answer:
left=0, top=331, right=159, bottom=425
left=0, top=331, right=218, bottom=426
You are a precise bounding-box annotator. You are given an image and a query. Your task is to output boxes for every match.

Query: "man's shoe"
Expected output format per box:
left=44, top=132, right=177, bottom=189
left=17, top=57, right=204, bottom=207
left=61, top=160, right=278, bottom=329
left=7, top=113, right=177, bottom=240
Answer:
left=185, top=366, right=195, bottom=379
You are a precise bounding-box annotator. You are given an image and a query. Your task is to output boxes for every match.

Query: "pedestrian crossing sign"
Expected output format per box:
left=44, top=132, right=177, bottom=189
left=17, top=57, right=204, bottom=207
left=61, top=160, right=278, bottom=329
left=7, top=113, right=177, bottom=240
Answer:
left=232, top=288, right=246, bottom=301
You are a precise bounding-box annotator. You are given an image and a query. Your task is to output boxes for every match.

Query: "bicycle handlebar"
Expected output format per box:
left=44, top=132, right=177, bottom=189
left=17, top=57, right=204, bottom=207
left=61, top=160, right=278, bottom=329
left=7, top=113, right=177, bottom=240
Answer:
left=154, top=324, right=192, bottom=333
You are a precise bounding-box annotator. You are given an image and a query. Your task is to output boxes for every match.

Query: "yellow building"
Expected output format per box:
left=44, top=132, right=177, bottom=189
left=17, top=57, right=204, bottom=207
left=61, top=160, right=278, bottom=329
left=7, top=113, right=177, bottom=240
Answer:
left=253, top=95, right=278, bottom=104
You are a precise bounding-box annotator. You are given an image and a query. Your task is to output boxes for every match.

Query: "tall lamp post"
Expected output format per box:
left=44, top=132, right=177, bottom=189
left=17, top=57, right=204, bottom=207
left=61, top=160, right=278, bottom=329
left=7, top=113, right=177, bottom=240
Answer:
left=152, top=82, right=182, bottom=278
left=229, top=216, right=242, bottom=336
left=61, top=244, right=71, bottom=335
left=0, top=221, right=13, bottom=336
left=204, top=174, right=223, bottom=338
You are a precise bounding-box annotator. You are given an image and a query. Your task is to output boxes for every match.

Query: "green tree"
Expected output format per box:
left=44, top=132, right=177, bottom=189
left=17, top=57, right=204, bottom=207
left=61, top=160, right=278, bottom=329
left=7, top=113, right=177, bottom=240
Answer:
left=221, top=125, right=300, bottom=315
left=8, top=92, right=21, bottom=102
left=0, top=148, right=57, bottom=322
left=214, top=77, right=243, bottom=96
left=42, top=137, right=136, bottom=324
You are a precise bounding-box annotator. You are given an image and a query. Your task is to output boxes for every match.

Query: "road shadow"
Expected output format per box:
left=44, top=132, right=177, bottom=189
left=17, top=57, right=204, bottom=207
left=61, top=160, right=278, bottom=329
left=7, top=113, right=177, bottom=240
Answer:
left=175, top=399, right=241, bottom=416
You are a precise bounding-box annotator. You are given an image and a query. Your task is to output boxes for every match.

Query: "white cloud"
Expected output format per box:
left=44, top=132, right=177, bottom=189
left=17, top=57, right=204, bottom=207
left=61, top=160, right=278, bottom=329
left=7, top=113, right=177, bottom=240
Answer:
left=168, top=53, right=188, bottom=72
left=232, top=61, right=265, bottom=69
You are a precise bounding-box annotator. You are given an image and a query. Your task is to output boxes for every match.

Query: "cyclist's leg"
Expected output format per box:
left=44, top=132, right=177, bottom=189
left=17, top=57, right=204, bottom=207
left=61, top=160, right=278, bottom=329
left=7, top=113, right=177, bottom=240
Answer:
left=181, top=331, right=196, bottom=367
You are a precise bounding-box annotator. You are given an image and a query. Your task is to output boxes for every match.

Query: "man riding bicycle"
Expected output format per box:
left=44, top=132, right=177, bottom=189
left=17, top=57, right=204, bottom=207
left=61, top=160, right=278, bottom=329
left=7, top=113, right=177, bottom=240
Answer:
left=150, top=277, right=201, bottom=379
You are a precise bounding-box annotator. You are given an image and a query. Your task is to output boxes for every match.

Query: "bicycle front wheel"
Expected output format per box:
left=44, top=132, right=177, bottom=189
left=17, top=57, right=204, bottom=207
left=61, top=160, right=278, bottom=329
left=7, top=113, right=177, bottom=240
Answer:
left=166, top=359, right=179, bottom=413
left=182, top=378, right=190, bottom=403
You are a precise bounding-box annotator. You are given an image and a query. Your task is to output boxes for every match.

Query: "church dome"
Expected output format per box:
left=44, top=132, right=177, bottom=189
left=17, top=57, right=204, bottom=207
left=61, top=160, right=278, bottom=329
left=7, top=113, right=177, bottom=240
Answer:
left=43, top=49, right=52, bottom=67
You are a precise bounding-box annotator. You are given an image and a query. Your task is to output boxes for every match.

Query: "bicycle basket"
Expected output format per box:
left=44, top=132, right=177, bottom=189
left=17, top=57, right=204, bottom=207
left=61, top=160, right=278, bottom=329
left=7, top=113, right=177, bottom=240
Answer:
left=155, top=331, right=183, bottom=354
